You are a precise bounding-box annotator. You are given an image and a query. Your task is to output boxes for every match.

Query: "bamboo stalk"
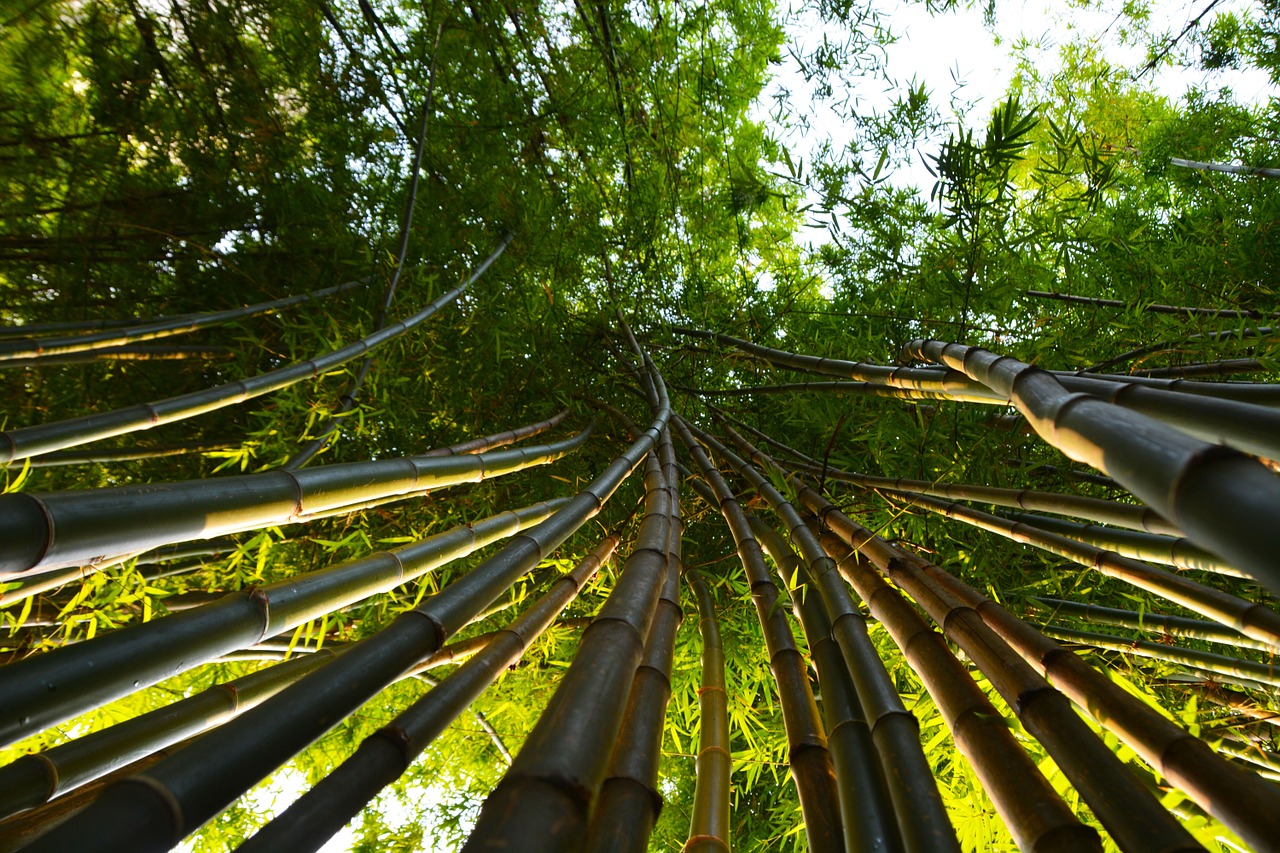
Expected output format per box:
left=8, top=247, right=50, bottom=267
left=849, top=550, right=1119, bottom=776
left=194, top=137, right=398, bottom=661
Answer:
left=0, top=277, right=370, bottom=362
left=902, top=339, right=1280, bottom=594
left=1170, top=157, right=1280, bottom=179
left=1004, top=513, right=1240, bottom=576
left=23, top=441, right=236, bottom=468
left=585, top=429, right=685, bottom=853
left=0, top=344, right=237, bottom=368
left=799, top=490, right=1203, bottom=853
left=671, top=416, right=846, bottom=853
left=1190, top=682, right=1280, bottom=728
left=0, top=424, right=590, bottom=577
left=418, top=408, right=571, bottom=457
left=237, top=533, right=620, bottom=853
left=19, top=368, right=671, bottom=852
left=1025, top=290, right=1280, bottom=319
left=0, top=238, right=509, bottom=464
left=681, top=380, right=1000, bottom=405
left=817, top=533, right=1103, bottom=853
left=1132, top=359, right=1269, bottom=380
left=0, top=499, right=565, bottom=749
left=1028, top=598, right=1275, bottom=652
left=886, top=489, right=1280, bottom=649
left=750, top=518, right=903, bottom=853
left=1088, top=325, right=1275, bottom=374
left=1042, top=625, right=1280, bottom=689
left=683, top=570, right=732, bottom=853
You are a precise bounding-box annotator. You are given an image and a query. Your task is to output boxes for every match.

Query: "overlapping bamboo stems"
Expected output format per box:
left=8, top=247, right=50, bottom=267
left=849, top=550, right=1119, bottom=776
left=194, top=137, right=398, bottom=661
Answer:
left=903, top=338, right=1280, bottom=595
left=683, top=570, right=732, bottom=853
left=0, top=238, right=510, bottom=465
left=0, top=499, right=565, bottom=749
left=749, top=517, right=903, bottom=853
left=0, top=277, right=370, bottom=362
left=1089, top=324, right=1276, bottom=374
left=23, top=441, right=235, bottom=468
left=1041, top=625, right=1280, bottom=689
left=884, top=490, right=1280, bottom=649
left=237, top=532, right=622, bottom=853
left=0, top=648, right=342, bottom=820
left=814, top=533, right=1104, bottom=853
left=0, top=423, right=589, bottom=576
left=585, top=431, right=684, bottom=853
left=671, top=415, right=846, bottom=853
left=797, top=488, right=1202, bottom=853
left=22, top=361, right=672, bottom=853
left=816, top=523, right=1280, bottom=850
left=0, top=344, right=237, bottom=368
left=1003, top=513, right=1237, bottom=576
left=1029, top=598, right=1275, bottom=652
left=689, top=419, right=957, bottom=853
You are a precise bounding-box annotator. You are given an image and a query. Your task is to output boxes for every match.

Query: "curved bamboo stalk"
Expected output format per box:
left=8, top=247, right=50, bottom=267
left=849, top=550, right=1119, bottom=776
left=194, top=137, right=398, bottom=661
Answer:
left=886, top=490, right=1280, bottom=649
left=683, top=570, right=732, bottom=853
left=236, top=533, right=619, bottom=853
left=0, top=277, right=370, bottom=362
left=1005, top=513, right=1239, bottom=576
left=0, top=344, right=237, bottom=368
left=0, top=238, right=510, bottom=464
left=799, top=490, right=1203, bottom=853
left=1042, top=625, right=1280, bottom=689
left=585, top=429, right=684, bottom=853
left=671, top=416, right=846, bottom=853
left=817, top=533, right=1102, bottom=852
left=1029, top=598, right=1274, bottom=653
left=901, top=339, right=1280, bottom=595
left=0, top=649, right=341, bottom=820
left=749, top=518, right=903, bottom=853
left=0, top=499, right=565, bottom=749
left=859, top=546, right=1280, bottom=848
left=0, top=424, right=590, bottom=577
left=21, top=370, right=671, bottom=853
left=685, top=417, right=953, bottom=852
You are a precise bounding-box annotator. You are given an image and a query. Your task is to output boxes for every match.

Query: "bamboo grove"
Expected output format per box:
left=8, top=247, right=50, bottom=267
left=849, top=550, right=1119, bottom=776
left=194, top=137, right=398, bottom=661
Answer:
left=3, top=0, right=1280, bottom=851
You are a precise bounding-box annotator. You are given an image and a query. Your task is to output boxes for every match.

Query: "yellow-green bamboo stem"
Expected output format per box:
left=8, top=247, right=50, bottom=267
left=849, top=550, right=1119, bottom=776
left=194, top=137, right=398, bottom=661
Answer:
left=1005, top=512, right=1239, bottom=576
left=683, top=570, right=731, bottom=853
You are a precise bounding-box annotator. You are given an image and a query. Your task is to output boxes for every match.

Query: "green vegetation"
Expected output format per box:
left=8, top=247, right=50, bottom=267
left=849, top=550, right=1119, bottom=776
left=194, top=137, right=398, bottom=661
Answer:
left=1, top=0, right=1278, bottom=850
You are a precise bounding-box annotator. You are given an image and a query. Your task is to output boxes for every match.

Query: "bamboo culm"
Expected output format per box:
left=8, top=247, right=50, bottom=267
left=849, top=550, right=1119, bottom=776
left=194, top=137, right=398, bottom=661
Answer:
left=21, top=372, right=670, bottom=853
left=0, top=344, right=237, bottom=367
left=1003, top=512, right=1237, bottom=576
left=0, top=423, right=590, bottom=576
left=1029, top=598, right=1275, bottom=652
left=237, top=532, right=620, bottom=853
left=0, top=499, right=565, bottom=748
left=683, top=570, right=732, bottom=853
left=0, top=238, right=510, bottom=464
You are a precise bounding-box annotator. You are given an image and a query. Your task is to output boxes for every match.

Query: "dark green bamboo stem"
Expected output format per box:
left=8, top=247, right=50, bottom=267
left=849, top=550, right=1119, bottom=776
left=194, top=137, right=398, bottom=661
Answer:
left=750, top=518, right=902, bottom=853
left=903, top=338, right=1280, bottom=595
left=799, top=491, right=1202, bottom=853
left=689, top=418, right=955, bottom=853
left=1042, top=625, right=1280, bottom=689
left=0, top=424, right=589, bottom=576
left=886, top=489, right=1280, bottom=649
left=817, top=534, right=1102, bottom=853
left=849, top=542, right=1280, bottom=849
left=0, top=344, right=236, bottom=368
left=23, top=441, right=235, bottom=468
left=419, top=409, right=571, bottom=457
left=0, top=277, right=369, bottom=362
left=681, top=380, right=999, bottom=404
left=22, top=370, right=670, bottom=853
left=671, top=415, right=846, bottom=853
left=1028, top=598, right=1275, bottom=653
left=1025, top=290, right=1280, bottom=319
left=585, top=432, right=684, bottom=853
left=1132, top=359, right=1269, bottom=380
left=237, top=532, right=619, bottom=853
left=1170, top=157, right=1280, bottom=179
left=683, top=570, right=732, bottom=853
left=0, top=238, right=510, bottom=464
left=0, top=499, right=564, bottom=749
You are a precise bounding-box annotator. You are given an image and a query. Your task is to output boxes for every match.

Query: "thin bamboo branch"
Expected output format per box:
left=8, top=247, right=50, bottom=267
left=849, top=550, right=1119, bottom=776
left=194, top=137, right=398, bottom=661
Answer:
left=1028, top=598, right=1274, bottom=652
left=1131, top=359, right=1270, bottom=380
left=1171, top=157, right=1280, bottom=179
left=1025, top=290, right=1280, bottom=320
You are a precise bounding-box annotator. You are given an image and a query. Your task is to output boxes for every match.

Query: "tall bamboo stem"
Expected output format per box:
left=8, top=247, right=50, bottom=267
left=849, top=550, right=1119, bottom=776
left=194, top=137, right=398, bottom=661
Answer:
left=683, top=570, right=732, bottom=853
left=1029, top=598, right=1274, bottom=652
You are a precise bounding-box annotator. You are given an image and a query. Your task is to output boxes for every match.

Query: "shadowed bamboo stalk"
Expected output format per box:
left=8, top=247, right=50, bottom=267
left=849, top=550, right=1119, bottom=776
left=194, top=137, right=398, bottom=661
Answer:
left=683, top=570, right=732, bottom=853
left=1132, top=359, right=1269, bottom=380
left=0, top=238, right=510, bottom=464
left=816, top=533, right=1103, bottom=853
left=1088, top=324, right=1276, bottom=374
left=1042, top=625, right=1280, bottom=689
left=0, top=499, right=566, bottom=749
left=237, top=532, right=620, bottom=853
left=0, top=277, right=370, bottom=362
left=21, top=361, right=671, bottom=853
left=23, top=441, right=236, bottom=468
left=690, top=419, right=957, bottom=852
left=798, top=489, right=1203, bottom=853
left=680, top=380, right=1000, bottom=405
left=0, top=344, right=237, bottom=367
left=902, top=339, right=1280, bottom=594
left=585, top=429, right=684, bottom=853
left=418, top=408, right=571, bottom=457
left=1029, top=598, right=1275, bottom=652
left=886, top=489, right=1280, bottom=649
left=850, top=543, right=1280, bottom=848
left=1004, top=512, right=1240, bottom=576
left=1189, top=682, right=1280, bottom=728
left=749, top=517, right=903, bottom=853
left=671, top=415, right=846, bottom=853
left=0, top=423, right=589, bottom=576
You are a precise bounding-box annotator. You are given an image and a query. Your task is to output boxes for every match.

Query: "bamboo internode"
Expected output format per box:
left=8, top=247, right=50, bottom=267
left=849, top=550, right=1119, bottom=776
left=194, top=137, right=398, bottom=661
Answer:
left=1029, top=598, right=1274, bottom=652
